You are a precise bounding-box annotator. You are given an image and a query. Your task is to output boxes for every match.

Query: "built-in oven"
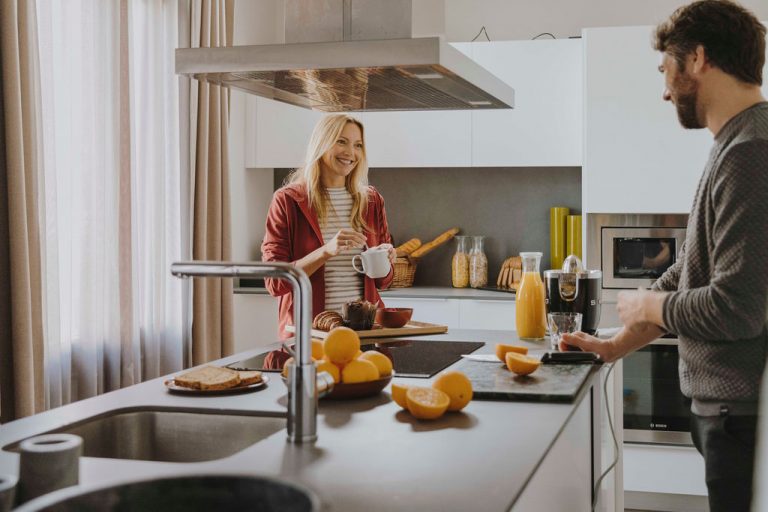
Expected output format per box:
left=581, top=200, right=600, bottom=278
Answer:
left=587, top=213, right=692, bottom=446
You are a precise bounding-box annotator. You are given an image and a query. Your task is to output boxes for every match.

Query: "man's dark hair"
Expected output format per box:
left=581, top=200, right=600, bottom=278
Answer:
left=654, top=0, right=765, bottom=85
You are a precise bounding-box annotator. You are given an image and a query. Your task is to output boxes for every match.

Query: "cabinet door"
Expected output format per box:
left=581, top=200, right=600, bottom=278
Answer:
left=247, top=96, right=322, bottom=168
left=381, top=297, right=461, bottom=329
left=233, top=293, right=279, bottom=353
left=357, top=111, right=472, bottom=167
left=469, top=40, right=582, bottom=167
left=459, top=299, right=516, bottom=331
left=583, top=26, right=713, bottom=214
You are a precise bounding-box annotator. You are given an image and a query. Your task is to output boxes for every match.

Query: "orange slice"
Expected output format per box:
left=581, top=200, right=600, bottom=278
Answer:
left=505, top=352, right=541, bottom=376
left=391, top=383, right=410, bottom=409
left=495, top=343, right=529, bottom=362
left=406, top=387, right=450, bottom=420
left=432, top=370, right=473, bottom=412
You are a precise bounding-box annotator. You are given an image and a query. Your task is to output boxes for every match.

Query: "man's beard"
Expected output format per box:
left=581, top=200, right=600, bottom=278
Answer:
left=673, top=74, right=704, bottom=129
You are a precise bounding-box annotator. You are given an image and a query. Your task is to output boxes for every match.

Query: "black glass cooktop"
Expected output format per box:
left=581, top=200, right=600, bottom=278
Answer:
left=228, top=340, right=484, bottom=378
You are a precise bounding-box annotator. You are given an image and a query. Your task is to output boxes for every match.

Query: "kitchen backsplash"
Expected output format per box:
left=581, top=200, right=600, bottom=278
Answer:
left=274, top=167, right=581, bottom=287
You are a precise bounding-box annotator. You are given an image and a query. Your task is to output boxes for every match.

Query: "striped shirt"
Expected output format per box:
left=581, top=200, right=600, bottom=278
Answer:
left=322, top=187, right=364, bottom=312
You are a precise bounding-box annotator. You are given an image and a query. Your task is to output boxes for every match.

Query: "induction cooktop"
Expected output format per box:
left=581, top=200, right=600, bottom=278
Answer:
left=228, top=340, right=484, bottom=378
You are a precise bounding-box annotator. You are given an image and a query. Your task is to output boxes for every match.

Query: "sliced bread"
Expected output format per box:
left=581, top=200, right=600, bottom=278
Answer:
left=238, top=370, right=263, bottom=386
left=175, top=366, right=241, bottom=390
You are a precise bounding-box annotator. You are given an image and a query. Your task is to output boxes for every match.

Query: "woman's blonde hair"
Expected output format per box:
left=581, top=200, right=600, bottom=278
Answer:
left=287, top=114, right=370, bottom=232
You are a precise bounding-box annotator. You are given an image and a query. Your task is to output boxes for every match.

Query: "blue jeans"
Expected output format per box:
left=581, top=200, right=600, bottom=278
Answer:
left=691, top=413, right=758, bottom=512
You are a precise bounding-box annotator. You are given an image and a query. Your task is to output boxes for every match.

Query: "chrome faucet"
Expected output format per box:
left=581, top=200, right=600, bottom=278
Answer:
left=171, top=261, right=331, bottom=443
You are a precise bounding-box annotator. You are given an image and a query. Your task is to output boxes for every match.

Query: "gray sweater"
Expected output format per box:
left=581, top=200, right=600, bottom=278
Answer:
left=652, top=102, right=768, bottom=403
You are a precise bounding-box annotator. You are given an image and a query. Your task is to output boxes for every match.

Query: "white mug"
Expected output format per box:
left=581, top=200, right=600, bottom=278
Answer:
left=352, top=247, right=391, bottom=279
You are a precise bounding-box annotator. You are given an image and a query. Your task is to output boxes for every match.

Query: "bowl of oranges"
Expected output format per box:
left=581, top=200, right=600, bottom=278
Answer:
left=282, top=327, right=394, bottom=400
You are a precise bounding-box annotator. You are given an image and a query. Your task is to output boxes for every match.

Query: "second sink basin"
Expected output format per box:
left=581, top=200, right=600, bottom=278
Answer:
left=5, top=408, right=286, bottom=463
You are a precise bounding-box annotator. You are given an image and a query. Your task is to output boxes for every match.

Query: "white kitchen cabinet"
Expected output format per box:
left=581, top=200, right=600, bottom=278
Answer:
left=357, top=110, right=472, bottom=167
left=468, top=39, right=583, bottom=167
left=459, top=299, right=516, bottom=331
left=233, top=293, right=280, bottom=353
left=245, top=96, right=322, bottom=168
left=381, top=296, right=461, bottom=329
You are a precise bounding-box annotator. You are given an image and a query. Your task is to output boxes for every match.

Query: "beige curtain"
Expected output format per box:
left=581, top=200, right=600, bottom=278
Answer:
left=0, top=0, right=44, bottom=422
left=190, top=0, right=235, bottom=365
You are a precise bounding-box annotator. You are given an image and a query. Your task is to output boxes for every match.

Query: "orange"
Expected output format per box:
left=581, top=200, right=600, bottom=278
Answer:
left=495, top=343, right=528, bottom=362
left=311, top=339, right=325, bottom=360
left=505, top=352, right=541, bottom=376
left=390, top=383, right=410, bottom=408
left=316, top=360, right=340, bottom=383
left=405, top=387, right=450, bottom=420
left=358, top=351, right=393, bottom=377
left=323, top=327, right=360, bottom=366
left=341, top=359, right=379, bottom=383
left=432, top=371, right=473, bottom=412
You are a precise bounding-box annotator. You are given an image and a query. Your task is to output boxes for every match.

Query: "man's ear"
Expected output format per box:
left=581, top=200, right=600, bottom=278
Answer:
left=690, top=45, right=708, bottom=74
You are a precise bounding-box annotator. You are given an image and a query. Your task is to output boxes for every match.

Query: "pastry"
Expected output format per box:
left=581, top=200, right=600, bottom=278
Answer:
left=342, top=300, right=377, bottom=330
left=312, top=311, right=344, bottom=331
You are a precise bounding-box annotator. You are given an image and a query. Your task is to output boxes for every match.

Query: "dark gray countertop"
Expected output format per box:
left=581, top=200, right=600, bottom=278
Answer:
left=0, top=330, right=594, bottom=511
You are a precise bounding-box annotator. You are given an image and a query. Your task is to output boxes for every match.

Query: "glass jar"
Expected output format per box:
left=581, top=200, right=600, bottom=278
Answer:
left=451, top=236, right=470, bottom=288
left=469, top=236, right=488, bottom=288
left=515, top=251, right=547, bottom=340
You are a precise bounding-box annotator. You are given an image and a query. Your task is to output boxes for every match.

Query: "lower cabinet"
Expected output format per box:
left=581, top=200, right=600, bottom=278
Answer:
left=382, top=296, right=516, bottom=331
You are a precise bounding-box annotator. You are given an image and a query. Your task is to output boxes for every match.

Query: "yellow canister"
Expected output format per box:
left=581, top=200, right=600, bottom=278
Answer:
left=549, top=207, right=569, bottom=270
left=566, top=215, right=582, bottom=260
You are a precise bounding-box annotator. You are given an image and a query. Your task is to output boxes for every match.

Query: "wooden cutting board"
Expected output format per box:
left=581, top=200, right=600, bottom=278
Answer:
left=286, top=320, right=448, bottom=339
left=452, top=358, right=594, bottom=403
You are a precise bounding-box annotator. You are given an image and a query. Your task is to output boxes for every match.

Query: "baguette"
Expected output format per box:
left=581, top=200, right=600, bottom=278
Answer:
left=395, top=238, right=422, bottom=257
left=175, top=366, right=241, bottom=390
left=410, top=228, right=460, bottom=259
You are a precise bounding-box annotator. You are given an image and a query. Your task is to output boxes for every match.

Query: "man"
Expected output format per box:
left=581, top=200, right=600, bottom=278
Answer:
left=562, top=2, right=768, bottom=511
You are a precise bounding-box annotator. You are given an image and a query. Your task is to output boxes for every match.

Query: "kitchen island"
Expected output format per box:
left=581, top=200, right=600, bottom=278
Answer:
left=0, top=330, right=604, bottom=511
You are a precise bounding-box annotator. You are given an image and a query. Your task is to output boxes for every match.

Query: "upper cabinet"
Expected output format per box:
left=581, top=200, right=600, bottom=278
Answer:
left=467, top=39, right=583, bottom=167
left=583, top=26, right=713, bottom=214
left=244, top=40, right=583, bottom=168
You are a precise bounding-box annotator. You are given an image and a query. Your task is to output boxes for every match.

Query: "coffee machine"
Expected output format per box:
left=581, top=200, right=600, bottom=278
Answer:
left=543, top=263, right=602, bottom=335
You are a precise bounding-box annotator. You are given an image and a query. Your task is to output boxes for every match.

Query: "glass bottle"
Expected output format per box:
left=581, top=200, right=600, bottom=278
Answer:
left=515, top=251, right=547, bottom=340
left=451, top=236, right=470, bottom=288
left=469, top=236, right=488, bottom=288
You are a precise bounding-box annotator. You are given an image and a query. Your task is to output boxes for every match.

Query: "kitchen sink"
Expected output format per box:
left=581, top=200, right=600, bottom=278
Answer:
left=4, top=408, right=286, bottom=463
left=16, top=474, right=320, bottom=511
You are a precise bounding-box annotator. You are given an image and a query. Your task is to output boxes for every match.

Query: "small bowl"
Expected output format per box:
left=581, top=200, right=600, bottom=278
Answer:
left=375, top=308, right=413, bottom=328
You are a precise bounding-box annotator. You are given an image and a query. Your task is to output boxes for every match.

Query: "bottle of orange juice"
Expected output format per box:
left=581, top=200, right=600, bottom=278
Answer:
left=515, top=252, right=547, bottom=340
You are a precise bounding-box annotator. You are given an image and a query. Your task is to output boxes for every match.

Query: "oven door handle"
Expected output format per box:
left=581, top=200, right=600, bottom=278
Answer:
left=649, top=337, right=679, bottom=346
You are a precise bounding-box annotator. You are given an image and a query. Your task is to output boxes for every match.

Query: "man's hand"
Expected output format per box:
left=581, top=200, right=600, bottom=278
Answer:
left=617, top=288, right=668, bottom=332
left=560, top=332, right=620, bottom=362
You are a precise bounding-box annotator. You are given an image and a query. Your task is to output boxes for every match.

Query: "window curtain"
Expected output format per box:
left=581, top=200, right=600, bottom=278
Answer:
left=186, top=0, right=234, bottom=365
left=0, top=0, right=45, bottom=423
left=33, top=0, right=184, bottom=409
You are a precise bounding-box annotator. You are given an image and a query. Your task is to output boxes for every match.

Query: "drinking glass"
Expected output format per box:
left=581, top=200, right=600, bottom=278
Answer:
left=547, top=312, right=582, bottom=351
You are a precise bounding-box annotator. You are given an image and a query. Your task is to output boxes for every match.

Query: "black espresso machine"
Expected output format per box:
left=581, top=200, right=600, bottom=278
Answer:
left=543, top=267, right=602, bottom=335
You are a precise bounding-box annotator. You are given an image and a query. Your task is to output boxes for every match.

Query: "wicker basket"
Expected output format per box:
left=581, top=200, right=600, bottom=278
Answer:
left=391, top=256, right=417, bottom=288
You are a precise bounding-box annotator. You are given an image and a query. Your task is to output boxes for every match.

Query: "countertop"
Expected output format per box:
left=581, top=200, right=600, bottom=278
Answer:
left=236, top=285, right=515, bottom=301
left=0, top=330, right=594, bottom=511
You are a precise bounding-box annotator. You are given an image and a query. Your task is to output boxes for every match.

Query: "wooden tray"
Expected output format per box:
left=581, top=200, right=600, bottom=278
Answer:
left=286, top=320, right=447, bottom=339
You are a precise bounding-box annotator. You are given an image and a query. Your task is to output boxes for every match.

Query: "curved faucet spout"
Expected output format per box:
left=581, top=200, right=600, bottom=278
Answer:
left=170, top=261, right=317, bottom=443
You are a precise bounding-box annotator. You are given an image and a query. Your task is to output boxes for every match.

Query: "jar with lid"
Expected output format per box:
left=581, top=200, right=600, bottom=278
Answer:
left=469, top=236, right=488, bottom=288
left=451, top=236, right=470, bottom=288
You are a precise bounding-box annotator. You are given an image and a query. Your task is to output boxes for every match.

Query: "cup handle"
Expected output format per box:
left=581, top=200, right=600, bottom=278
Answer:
left=352, top=255, right=365, bottom=274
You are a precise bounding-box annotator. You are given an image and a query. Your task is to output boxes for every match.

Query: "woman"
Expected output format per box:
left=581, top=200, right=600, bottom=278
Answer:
left=262, top=114, right=396, bottom=339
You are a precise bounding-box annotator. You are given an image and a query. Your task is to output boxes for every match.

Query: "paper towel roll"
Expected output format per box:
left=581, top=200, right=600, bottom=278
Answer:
left=550, top=207, right=569, bottom=270
left=566, top=215, right=582, bottom=260
left=18, top=434, right=82, bottom=504
left=0, top=474, right=17, bottom=512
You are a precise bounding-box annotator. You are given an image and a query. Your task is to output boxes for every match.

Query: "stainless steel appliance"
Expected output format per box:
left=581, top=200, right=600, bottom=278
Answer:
left=587, top=213, right=692, bottom=445
left=175, top=0, right=515, bottom=112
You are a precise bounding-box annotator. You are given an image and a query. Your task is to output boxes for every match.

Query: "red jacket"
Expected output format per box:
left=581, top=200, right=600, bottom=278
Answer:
left=262, top=182, right=394, bottom=338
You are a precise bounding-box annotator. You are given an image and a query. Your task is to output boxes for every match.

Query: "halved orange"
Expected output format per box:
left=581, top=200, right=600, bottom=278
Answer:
left=391, top=383, right=411, bottom=409
left=505, top=352, right=541, bottom=376
left=405, top=387, right=450, bottom=420
left=495, top=343, right=529, bottom=362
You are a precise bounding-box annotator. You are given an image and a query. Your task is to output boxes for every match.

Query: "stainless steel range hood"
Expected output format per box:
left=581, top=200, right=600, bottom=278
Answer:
left=175, top=0, right=514, bottom=112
